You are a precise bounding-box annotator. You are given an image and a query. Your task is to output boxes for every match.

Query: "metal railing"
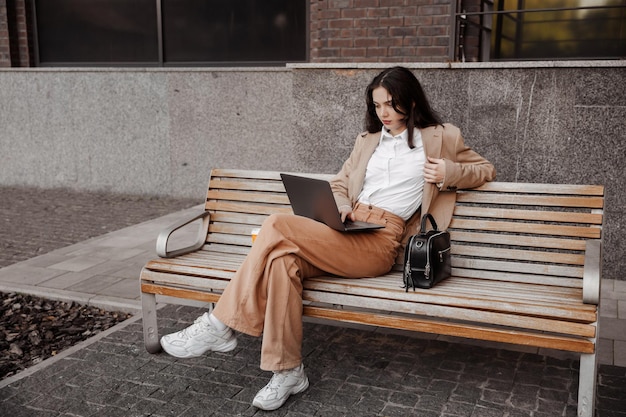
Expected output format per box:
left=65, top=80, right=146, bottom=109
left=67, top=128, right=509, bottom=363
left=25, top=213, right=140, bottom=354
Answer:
left=450, top=1, right=626, bottom=62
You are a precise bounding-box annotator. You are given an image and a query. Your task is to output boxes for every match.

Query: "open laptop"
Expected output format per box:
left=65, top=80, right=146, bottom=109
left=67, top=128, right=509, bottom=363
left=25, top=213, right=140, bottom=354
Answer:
left=280, top=173, right=384, bottom=232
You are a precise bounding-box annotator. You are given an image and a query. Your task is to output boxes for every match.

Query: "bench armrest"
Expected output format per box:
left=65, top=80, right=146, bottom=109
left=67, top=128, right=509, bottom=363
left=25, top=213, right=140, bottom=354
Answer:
left=156, top=211, right=211, bottom=258
left=582, top=240, right=602, bottom=305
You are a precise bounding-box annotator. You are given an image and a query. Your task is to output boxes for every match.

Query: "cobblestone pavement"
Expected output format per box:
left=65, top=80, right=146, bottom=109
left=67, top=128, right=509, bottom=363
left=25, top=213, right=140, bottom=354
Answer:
left=0, top=185, right=200, bottom=268
left=0, top=304, right=625, bottom=417
left=0, top=186, right=625, bottom=416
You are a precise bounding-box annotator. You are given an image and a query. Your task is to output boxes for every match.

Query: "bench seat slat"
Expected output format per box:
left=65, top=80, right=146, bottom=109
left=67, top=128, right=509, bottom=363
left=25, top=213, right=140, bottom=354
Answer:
left=452, top=244, right=585, bottom=265
left=452, top=257, right=583, bottom=279
left=146, top=253, right=244, bottom=270
left=209, top=223, right=264, bottom=237
left=142, top=283, right=221, bottom=305
left=453, top=206, right=603, bottom=224
left=303, top=306, right=594, bottom=354
left=210, top=211, right=271, bottom=226
left=202, top=243, right=252, bottom=255
left=451, top=231, right=588, bottom=251
left=205, top=200, right=292, bottom=216
left=456, top=192, right=603, bottom=209
left=451, top=267, right=582, bottom=288
left=208, top=179, right=286, bottom=193
left=210, top=169, right=332, bottom=182
left=450, top=218, right=601, bottom=238
left=210, top=169, right=282, bottom=180
left=206, top=189, right=290, bottom=205
left=471, top=182, right=604, bottom=196
left=142, top=271, right=231, bottom=290
left=143, top=263, right=235, bottom=280
left=206, top=233, right=259, bottom=248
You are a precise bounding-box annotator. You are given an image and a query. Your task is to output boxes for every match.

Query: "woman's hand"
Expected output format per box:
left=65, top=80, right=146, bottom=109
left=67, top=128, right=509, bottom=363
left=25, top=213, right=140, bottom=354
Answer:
left=424, top=157, right=446, bottom=185
left=338, top=205, right=355, bottom=223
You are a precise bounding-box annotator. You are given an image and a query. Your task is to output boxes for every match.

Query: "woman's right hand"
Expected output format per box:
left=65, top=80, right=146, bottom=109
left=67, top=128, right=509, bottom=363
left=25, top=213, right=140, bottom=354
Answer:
left=339, top=205, right=354, bottom=223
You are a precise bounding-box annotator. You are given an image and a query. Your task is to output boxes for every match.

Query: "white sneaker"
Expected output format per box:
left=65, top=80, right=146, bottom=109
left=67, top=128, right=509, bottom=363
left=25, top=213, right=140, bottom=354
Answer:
left=160, top=312, right=237, bottom=358
left=252, top=363, right=309, bottom=410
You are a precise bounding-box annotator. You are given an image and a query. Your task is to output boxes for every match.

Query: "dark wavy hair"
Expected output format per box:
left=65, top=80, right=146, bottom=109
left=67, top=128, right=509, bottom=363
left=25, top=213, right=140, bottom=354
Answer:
left=365, top=66, right=442, bottom=148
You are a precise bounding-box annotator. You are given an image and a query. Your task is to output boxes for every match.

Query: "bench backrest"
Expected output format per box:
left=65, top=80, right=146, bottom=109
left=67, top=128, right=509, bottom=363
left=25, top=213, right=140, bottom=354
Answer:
left=202, top=169, right=604, bottom=289
left=451, top=182, right=603, bottom=289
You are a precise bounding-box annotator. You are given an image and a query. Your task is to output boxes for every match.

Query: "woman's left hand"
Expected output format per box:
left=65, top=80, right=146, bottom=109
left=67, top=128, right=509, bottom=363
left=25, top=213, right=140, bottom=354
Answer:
left=424, top=157, right=446, bottom=184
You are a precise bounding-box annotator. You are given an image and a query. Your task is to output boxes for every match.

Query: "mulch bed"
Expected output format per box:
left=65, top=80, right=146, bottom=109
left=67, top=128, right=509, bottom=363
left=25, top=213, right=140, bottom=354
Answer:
left=0, top=292, right=131, bottom=380
left=0, top=187, right=199, bottom=381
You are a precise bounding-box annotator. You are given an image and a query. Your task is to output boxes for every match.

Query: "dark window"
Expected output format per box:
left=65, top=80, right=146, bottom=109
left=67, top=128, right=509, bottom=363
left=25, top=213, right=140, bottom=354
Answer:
left=34, top=0, right=159, bottom=65
left=32, top=0, right=307, bottom=66
left=162, top=0, right=307, bottom=65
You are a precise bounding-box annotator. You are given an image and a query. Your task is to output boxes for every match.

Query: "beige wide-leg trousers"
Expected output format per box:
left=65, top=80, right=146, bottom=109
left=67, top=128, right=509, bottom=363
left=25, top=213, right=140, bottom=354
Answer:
left=212, top=203, right=406, bottom=371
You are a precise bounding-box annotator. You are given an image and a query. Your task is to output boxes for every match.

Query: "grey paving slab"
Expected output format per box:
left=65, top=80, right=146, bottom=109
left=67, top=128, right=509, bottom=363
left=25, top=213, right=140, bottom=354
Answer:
left=37, top=271, right=102, bottom=291
left=615, top=281, right=626, bottom=293
left=38, top=260, right=132, bottom=288
left=65, top=245, right=147, bottom=261
left=95, top=234, right=158, bottom=249
left=0, top=264, right=66, bottom=285
left=598, top=339, right=614, bottom=366
left=616, top=341, right=626, bottom=368
left=69, top=274, right=125, bottom=294
left=22, top=253, right=75, bottom=269
left=96, top=278, right=141, bottom=299
left=48, top=256, right=109, bottom=273
left=601, top=298, right=618, bottom=318
left=600, top=318, right=626, bottom=342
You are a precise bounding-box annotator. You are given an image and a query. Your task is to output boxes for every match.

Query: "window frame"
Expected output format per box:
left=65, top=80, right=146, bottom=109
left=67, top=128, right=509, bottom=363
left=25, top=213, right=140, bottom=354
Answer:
left=30, top=0, right=309, bottom=67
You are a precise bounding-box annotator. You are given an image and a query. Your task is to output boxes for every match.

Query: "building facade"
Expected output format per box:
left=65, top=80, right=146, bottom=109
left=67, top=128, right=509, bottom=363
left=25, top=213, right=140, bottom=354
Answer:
left=3, top=1, right=623, bottom=68
left=4, top=0, right=458, bottom=67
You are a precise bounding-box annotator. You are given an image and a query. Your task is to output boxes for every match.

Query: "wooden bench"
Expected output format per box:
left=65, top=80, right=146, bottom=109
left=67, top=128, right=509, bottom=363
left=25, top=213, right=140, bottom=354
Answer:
left=140, top=169, right=604, bottom=417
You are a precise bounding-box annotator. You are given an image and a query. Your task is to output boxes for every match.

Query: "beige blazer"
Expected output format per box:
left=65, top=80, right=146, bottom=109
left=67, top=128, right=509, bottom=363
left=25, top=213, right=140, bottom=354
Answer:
left=330, top=123, right=496, bottom=240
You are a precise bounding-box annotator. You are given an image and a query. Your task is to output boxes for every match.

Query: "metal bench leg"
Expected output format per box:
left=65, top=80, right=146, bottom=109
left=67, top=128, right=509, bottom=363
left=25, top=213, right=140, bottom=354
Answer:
left=578, top=352, right=597, bottom=417
left=141, top=291, right=162, bottom=354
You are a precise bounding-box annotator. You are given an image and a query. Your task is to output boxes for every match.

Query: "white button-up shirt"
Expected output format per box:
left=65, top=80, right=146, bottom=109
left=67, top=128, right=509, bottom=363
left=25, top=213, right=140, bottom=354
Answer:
left=357, top=128, right=425, bottom=220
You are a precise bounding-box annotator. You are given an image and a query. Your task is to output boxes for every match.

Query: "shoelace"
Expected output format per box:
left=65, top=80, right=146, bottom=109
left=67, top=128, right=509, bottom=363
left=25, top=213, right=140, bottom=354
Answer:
left=261, top=372, right=289, bottom=396
left=270, top=371, right=288, bottom=385
left=180, top=316, right=207, bottom=338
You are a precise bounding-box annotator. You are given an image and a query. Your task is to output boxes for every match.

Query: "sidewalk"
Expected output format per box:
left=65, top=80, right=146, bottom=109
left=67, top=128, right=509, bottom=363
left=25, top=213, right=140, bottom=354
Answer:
left=0, top=187, right=624, bottom=416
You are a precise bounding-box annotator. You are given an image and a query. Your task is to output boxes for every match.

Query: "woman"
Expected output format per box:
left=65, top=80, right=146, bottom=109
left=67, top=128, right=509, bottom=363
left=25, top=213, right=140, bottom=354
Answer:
left=160, top=66, right=496, bottom=410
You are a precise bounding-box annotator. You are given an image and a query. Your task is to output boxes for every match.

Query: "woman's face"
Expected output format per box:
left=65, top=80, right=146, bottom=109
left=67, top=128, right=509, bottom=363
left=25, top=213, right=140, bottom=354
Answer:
left=372, top=86, right=407, bottom=136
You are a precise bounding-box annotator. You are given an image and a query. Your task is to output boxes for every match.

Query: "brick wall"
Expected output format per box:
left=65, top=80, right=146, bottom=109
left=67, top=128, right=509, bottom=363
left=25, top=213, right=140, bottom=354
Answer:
left=0, top=0, right=31, bottom=67
left=0, top=0, right=9, bottom=67
left=310, top=0, right=453, bottom=62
